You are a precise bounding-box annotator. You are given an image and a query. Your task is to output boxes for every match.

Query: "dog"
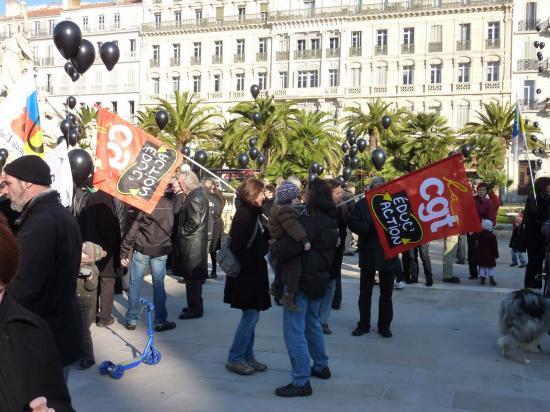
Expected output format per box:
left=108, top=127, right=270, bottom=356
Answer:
left=497, top=289, right=550, bottom=363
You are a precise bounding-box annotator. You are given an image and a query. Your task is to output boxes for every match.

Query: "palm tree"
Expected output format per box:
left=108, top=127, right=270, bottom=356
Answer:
left=464, top=134, right=509, bottom=188
left=399, top=112, right=455, bottom=171
left=224, top=95, right=297, bottom=166
left=137, top=91, right=221, bottom=149
left=74, top=104, right=98, bottom=149
left=342, top=98, right=407, bottom=150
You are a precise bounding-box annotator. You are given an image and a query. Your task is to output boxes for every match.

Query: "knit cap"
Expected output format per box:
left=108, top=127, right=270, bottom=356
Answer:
left=3, top=155, right=52, bottom=186
left=276, top=180, right=301, bottom=205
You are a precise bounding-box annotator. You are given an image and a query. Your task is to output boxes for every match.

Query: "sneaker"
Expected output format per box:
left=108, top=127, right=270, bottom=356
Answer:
left=125, top=322, right=136, bottom=331
left=246, top=358, right=267, bottom=372
left=322, top=324, right=332, bottom=335
left=311, top=366, right=331, bottom=379
left=154, top=321, right=176, bottom=332
left=394, top=281, right=405, bottom=290
left=226, top=361, right=254, bottom=375
left=281, top=294, right=300, bottom=312
left=489, top=277, right=497, bottom=286
left=510, top=263, right=518, bottom=267
left=480, top=277, right=486, bottom=285
left=275, top=382, right=312, bottom=397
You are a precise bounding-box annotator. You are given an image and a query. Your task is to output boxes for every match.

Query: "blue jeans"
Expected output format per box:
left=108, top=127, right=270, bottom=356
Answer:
left=228, top=309, right=260, bottom=362
left=511, top=249, right=526, bottom=265
left=319, top=279, right=336, bottom=325
left=283, top=292, right=329, bottom=386
left=126, top=251, right=168, bottom=326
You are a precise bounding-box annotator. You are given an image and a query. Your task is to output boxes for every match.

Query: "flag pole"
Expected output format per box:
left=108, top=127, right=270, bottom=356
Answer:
left=181, top=153, right=237, bottom=193
left=522, top=120, right=537, bottom=206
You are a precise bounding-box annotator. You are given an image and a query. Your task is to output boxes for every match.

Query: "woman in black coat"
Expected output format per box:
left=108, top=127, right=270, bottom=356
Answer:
left=0, top=217, right=74, bottom=412
left=224, top=179, right=271, bottom=376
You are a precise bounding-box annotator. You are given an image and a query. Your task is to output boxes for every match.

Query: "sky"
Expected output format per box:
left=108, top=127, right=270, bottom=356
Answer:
left=1, top=1, right=106, bottom=16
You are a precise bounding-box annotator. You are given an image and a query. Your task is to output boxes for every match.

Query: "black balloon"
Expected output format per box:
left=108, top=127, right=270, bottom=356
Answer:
left=349, top=146, right=358, bottom=157
left=343, top=155, right=351, bottom=167
left=541, top=42, right=546, bottom=49
left=257, top=154, right=266, bottom=166
left=308, top=173, right=317, bottom=183
left=342, top=167, right=352, bottom=181
left=57, top=136, right=66, bottom=145
left=536, top=25, right=542, bottom=32
left=357, top=138, right=367, bottom=153
left=67, top=113, right=77, bottom=124
left=249, top=147, right=259, bottom=160
left=194, top=150, right=207, bottom=165
left=68, top=127, right=79, bottom=146
left=461, top=144, right=472, bottom=158
left=533, top=148, right=538, bottom=155
left=66, top=96, right=77, bottom=109
left=64, top=61, right=76, bottom=76
left=71, top=39, right=95, bottom=74
left=350, top=156, right=360, bottom=169
left=0, top=148, right=8, bottom=159
left=537, top=159, right=543, bottom=167
left=155, top=110, right=169, bottom=130
left=348, top=135, right=356, bottom=146
left=381, top=115, right=392, bottom=130
left=252, top=112, right=261, bottom=125
left=237, top=152, right=249, bottom=168
left=181, top=146, right=191, bottom=156
left=539, top=67, right=545, bottom=73
left=317, top=165, right=324, bottom=175
left=249, top=138, right=257, bottom=147
left=531, top=135, right=538, bottom=142
left=53, top=20, right=82, bottom=60
left=537, top=52, right=544, bottom=61
left=250, top=84, right=260, bottom=99
left=538, top=147, right=545, bottom=155
left=68, top=149, right=94, bottom=187
left=0, top=154, right=7, bottom=169
left=535, top=41, right=540, bottom=48
left=335, top=175, right=345, bottom=185
left=371, top=148, right=386, bottom=171
left=309, top=161, right=320, bottom=174
left=341, top=142, right=349, bottom=153
left=100, top=42, right=120, bottom=71
left=534, top=121, right=540, bottom=128
left=525, top=119, right=530, bottom=125
left=536, top=88, right=542, bottom=94
left=60, top=119, right=70, bottom=137
left=346, top=129, right=356, bottom=140
left=70, top=71, right=80, bottom=82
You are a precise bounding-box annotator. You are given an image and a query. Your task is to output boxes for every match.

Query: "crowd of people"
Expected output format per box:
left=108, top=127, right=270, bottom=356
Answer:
left=0, top=154, right=545, bottom=409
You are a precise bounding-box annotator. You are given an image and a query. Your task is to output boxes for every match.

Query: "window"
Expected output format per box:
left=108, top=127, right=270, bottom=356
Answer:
left=259, top=38, right=267, bottom=53
left=33, top=21, right=40, bottom=36
left=236, top=39, right=245, bottom=55
left=173, top=77, right=180, bottom=92
left=130, top=39, right=136, bottom=56
left=351, top=31, right=362, bottom=48
left=97, top=41, right=103, bottom=50
left=236, top=73, right=244, bottom=91
left=114, top=13, right=120, bottom=29
left=524, top=80, right=535, bottom=103
left=403, top=28, right=414, bottom=45
left=258, top=73, right=267, bottom=90
left=430, top=24, right=442, bottom=47
left=456, top=104, right=469, bottom=128
left=329, top=69, right=339, bottom=87
left=377, top=30, right=387, bottom=46
left=310, top=70, right=319, bottom=87
left=280, top=71, right=288, bottom=88
left=238, top=7, right=246, bottom=22
left=48, top=20, right=54, bottom=35
left=46, top=73, right=52, bottom=92
left=193, top=42, right=201, bottom=57
left=175, top=11, right=181, bottom=25
left=459, top=23, right=471, bottom=41
left=216, top=6, right=224, bottom=22
left=430, top=64, right=442, bottom=83
left=82, top=16, right=89, bottom=31
left=374, top=66, right=386, bottom=86
left=153, top=78, right=160, bottom=94
left=526, top=2, right=537, bottom=29
left=98, top=15, right=105, bottom=30
left=173, top=43, right=180, bottom=61
left=195, top=9, right=203, bottom=24
left=311, top=38, right=320, bottom=50
left=214, top=41, right=223, bottom=56
left=458, top=63, right=470, bottom=83
left=213, top=74, right=221, bottom=92
left=297, top=71, right=308, bottom=88
left=329, top=37, right=339, bottom=49
left=297, top=39, right=306, bottom=51
left=402, top=65, right=414, bottom=85
left=154, top=13, right=161, bottom=29
left=487, top=62, right=499, bottom=81
left=111, top=101, right=118, bottom=114
left=129, top=100, right=135, bottom=115
left=193, top=75, right=201, bottom=93
left=152, top=45, right=160, bottom=61
left=432, top=0, right=442, bottom=6
left=488, top=22, right=500, bottom=40
left=298, top=70, right=319, bottom=88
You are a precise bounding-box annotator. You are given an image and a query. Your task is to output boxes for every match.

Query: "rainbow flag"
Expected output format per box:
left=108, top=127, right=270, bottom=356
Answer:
left=0, top=72, right=44, bottom=160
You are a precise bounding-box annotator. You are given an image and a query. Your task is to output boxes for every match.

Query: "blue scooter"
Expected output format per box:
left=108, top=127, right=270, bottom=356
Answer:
left=99, top=298, right=161, bottom=379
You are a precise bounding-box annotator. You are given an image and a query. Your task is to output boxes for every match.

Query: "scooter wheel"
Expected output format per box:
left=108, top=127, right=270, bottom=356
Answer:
left=109, top=365, right=124, bottom=379
left=144, top=348, right=161, bottom=365
left=99, top=361, right=114, bottom=375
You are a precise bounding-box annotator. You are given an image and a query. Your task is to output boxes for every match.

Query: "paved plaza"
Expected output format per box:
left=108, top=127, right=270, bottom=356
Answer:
left=69, top=233, right=550, bottom=412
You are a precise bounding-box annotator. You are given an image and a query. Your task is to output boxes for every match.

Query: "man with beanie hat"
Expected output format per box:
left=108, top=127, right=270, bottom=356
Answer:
left=1, top=155, right=82, bottom=378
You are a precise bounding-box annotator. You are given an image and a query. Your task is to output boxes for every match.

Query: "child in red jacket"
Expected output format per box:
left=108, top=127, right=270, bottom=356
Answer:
left=475, top=219, right=499, bottom=286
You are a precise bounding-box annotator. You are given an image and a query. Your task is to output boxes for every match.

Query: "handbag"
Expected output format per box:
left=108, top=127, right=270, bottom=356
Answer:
left=216, top=218, right=259, bottom=278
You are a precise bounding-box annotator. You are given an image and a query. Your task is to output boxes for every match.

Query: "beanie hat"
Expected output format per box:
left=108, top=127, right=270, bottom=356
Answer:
left=3, top=155, right=52, bottom=186
left=481, top=219, right=493, bottom=232
left=276, top=180, right=301, bottom=205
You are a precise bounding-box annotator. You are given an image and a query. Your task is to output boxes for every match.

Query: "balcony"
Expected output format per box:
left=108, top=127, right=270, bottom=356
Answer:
left=276, top=51, right=290, bottom=61
left=484, top=81, right=500, bottom=90
left=234, top=53, right=245, bottom=63
left=294, top=49, right=321, bottom=59
left=455, top=82, right=471, bottom=91
left=518, top=19, right=540, bottom=32
left=232, top=91, right=245, bottom=99
left=191, top=56, right=201, bottom=65
left=34, top=57, right=54, bottom=67
left=326, top=48, right=341, bottom=58
left=457, top=40, right=471, bottom=51
left=400, top=85, right=415, bottom=93
left=349, top=46, right=362, bottom=57
left=170, top=57, right=180, bottom=66
left=212, top=55, right=223, bottom=64
left=373, top=86, right=387, bottom=94
left=401, top=43, right=415, bottom=54
left=428, top=42, right=442, bottom=52
left=517, top=59, right=543, bottom=71
left=208, top=92, right=223, bottom=100
left=519, top=99, right=537, bottom=111
left=374, top=45, right=387, bottom=55
left=150, top=59, right=160, bottom=68
left=32, top=28, right=52, bottom=38
left=486, top=39, right=500, bottom=49
left=427, top=84, right=442, bottom=92
left=256, top=52, right=267, bottom=61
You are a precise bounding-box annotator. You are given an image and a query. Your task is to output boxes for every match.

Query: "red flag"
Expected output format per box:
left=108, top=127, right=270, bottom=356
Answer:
left=93, top=106, right=181, bottom=214
left=365, top=154, right=481, bottom=258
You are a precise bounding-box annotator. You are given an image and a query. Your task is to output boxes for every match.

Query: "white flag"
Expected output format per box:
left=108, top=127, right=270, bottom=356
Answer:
left=45, top=141, right=73, bottom=207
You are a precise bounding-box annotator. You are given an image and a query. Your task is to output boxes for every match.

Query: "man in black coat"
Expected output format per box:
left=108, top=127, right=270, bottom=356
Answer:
left=2, top=155, right=82, bottom=372
left=176, top=170, right=209, bottom=319
left=349, top=177, right=402, bottom=338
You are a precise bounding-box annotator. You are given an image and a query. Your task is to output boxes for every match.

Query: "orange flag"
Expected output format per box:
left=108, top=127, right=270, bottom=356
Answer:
left=93, top=106, right=181, bottom=214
